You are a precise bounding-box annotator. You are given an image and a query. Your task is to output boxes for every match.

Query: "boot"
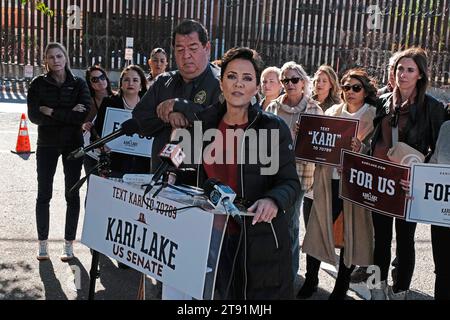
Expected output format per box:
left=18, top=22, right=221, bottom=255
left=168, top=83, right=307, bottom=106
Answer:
left=296, top=277, right=319, bottom=299
left=328, top=270, right=352, bottom=300
left=328, top=249, right=354, bottom=300
left=297, top=255, right=321, bottom=299
left=328, top=281, right=350, bottom=300
left=371, top=280, right=388, bottom=300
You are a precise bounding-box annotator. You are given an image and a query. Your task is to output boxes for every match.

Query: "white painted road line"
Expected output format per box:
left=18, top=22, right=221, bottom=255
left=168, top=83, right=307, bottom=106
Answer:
left=0, top=103, right=27, bottom=113
left=0, top=130, right=37, bottom=135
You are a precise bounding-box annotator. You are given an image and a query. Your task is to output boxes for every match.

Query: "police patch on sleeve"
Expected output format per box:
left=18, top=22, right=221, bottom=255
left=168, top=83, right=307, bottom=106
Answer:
left=194, top=90, right=207, bottom=104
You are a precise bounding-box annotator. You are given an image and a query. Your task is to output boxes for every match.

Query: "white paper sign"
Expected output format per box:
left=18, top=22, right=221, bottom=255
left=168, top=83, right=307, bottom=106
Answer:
left=102, top=108, right=152, bottom=157
left=83, top=130, right=100, bottom=160
left=125, top=48, right=133, bottom=60
left=407, top=163, right=450, bottom=227
left=82, top=176, right=215, bottom=299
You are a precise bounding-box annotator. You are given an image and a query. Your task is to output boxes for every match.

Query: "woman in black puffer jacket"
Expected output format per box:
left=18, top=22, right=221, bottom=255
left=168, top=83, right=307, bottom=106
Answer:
left=176, top=47, right=300, bottom=299
left=27, top=42, right=90, bottom=262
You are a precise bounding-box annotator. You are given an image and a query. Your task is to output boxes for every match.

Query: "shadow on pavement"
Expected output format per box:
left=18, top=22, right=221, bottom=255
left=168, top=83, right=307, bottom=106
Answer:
left=38, top=260, right=68, bottom=300
left=67, top=257, right=90, bottom=300
left=86, top=253, right=160, bottom=300
left=0, top=262, right=41, bottom=299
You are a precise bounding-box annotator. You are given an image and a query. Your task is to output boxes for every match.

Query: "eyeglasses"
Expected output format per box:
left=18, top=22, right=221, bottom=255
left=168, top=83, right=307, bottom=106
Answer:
left=342, top=84, right=363, bottom=93
left=281, top=77, right=302, bottom=85
left=90, top=74, right=106, bottom=83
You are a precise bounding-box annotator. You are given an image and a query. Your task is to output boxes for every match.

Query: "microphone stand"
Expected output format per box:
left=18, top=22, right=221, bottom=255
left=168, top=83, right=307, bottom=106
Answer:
left=69, top=153, right=111, bottom=193
left=142, top=171, right=200, bottom=199
left=81, top=151, right=111, bottom=300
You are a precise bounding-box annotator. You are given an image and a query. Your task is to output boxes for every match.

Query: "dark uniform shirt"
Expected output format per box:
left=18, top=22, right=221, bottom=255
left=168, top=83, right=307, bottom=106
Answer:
left=132, top=63, right=221, bottom=172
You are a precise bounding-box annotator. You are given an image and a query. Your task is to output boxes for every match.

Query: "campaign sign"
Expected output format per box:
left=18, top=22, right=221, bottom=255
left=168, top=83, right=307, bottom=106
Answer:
left=340, top=150, right=410, bottom=218
left=407, top=163, right=450, bottom=227
left=295, top=114, right=359, bottom=166
left=102, top=108, right=152, bottom=157
left=83, top=130, right=99, bottom=160
left=82, top=175, right=216, bottom=299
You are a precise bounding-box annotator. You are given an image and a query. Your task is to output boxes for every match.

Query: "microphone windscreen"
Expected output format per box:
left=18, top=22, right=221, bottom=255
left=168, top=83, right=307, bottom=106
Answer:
left=121, top=118, right=139, bottom=135
left=203, top=178, right=220, bottom=196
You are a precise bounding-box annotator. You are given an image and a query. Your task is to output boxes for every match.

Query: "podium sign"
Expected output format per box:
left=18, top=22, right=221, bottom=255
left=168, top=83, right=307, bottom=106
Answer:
left=407, top=163, right=450, bottom=227
left=82, top=176, right=217, bottom=299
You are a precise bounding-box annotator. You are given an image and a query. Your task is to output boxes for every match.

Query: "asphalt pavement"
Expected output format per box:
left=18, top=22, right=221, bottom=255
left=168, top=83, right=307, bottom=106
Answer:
left=0, top=102, right=436, bottom=301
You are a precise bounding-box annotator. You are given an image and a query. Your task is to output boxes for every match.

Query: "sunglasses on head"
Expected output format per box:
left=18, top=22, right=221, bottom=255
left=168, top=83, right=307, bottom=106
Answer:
left=91, top=74, right=106, bottom=83
left=281, top=77, right=302, bottom=85
left=342, top=84, right=363, bottom=93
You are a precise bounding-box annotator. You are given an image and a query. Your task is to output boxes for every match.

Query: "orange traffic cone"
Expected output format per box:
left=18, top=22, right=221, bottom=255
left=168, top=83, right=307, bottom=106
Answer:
left=11, top=113, right=34, bottom=154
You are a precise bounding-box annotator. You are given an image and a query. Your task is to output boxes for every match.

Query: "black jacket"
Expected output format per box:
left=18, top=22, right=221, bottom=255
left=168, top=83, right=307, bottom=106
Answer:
left=27, top=72, right=91, bottom=148
left=94, top=94, right=151, bottom=175
left=370, top=93, right=447, bottom=161
left=132, top=64, right=221, bottom=172
left=192, top=102, right=300, bottom=299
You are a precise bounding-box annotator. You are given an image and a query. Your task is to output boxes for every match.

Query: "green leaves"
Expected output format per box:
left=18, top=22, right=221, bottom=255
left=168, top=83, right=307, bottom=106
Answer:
left=20, top=0, right=54, bottom=17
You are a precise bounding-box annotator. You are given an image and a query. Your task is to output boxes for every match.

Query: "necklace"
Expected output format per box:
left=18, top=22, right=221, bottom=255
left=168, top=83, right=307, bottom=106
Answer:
left=122, top=96, right=139, bottom=110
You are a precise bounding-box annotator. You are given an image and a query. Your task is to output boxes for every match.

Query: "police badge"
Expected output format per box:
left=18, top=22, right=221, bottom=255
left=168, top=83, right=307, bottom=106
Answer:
left=194, top=90, right=207, bottom=104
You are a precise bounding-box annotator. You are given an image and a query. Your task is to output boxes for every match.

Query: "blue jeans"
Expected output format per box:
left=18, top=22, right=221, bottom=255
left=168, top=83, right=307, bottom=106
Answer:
left=287, top=190, right=305, bottom=279
left=36, top=146, right=83, bottom=241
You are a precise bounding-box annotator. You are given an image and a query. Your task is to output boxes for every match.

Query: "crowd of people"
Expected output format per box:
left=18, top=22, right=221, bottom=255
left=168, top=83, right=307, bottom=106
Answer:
left=27, top=19, right=450, bottom=300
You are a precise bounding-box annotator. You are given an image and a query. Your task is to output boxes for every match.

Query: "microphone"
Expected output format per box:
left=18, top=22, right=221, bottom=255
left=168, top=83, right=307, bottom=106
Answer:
left=144, top=142, right=186, bottom=196
left=68, top=129, right=124, bottom=160
left=203, top=178, right=242, bottom=225
left=67, top=119, right=140, bottom=160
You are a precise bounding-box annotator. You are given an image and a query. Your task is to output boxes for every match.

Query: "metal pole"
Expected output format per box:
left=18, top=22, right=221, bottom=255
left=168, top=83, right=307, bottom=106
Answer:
left=88, top=250, right=100, bottom=300
left=105, top=1, right=110, bottom=71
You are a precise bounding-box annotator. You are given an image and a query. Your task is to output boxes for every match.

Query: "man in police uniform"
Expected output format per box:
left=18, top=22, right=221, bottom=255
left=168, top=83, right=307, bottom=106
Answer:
left=126, top=19, right=221, bottom=173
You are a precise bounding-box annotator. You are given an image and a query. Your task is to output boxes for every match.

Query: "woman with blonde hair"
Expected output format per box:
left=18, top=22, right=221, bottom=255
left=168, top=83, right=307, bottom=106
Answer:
left=266, top=61, right=323, bottom=280
left=260, top=66, right=282, bottom=110
left=300, top=68, right=378, bottom=299
left=312, top=65, right=341, bottom=112
left=303, top=65, right=342, bottom=227
left=27, top=42, right=91, bottom=261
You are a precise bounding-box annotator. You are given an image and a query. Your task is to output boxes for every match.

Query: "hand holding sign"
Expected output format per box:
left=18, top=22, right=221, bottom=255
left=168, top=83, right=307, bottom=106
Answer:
left=295, top=114, right=359, bottom=166
left=340, top=150, right=410, bottom=218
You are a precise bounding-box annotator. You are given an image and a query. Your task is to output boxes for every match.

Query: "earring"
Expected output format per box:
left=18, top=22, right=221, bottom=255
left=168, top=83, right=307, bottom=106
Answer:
left=219, top=92, right=225, bottom=104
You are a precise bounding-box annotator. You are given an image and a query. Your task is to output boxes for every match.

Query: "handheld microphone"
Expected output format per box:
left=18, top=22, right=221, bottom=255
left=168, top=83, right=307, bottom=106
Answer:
left=203, top=178, right=242, bottom=225
left=144, top=143, right=186, bottom=196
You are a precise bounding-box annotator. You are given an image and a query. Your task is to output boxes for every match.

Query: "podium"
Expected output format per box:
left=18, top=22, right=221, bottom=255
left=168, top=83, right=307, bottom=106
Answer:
left=82, top=175, right=238, bottom=300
